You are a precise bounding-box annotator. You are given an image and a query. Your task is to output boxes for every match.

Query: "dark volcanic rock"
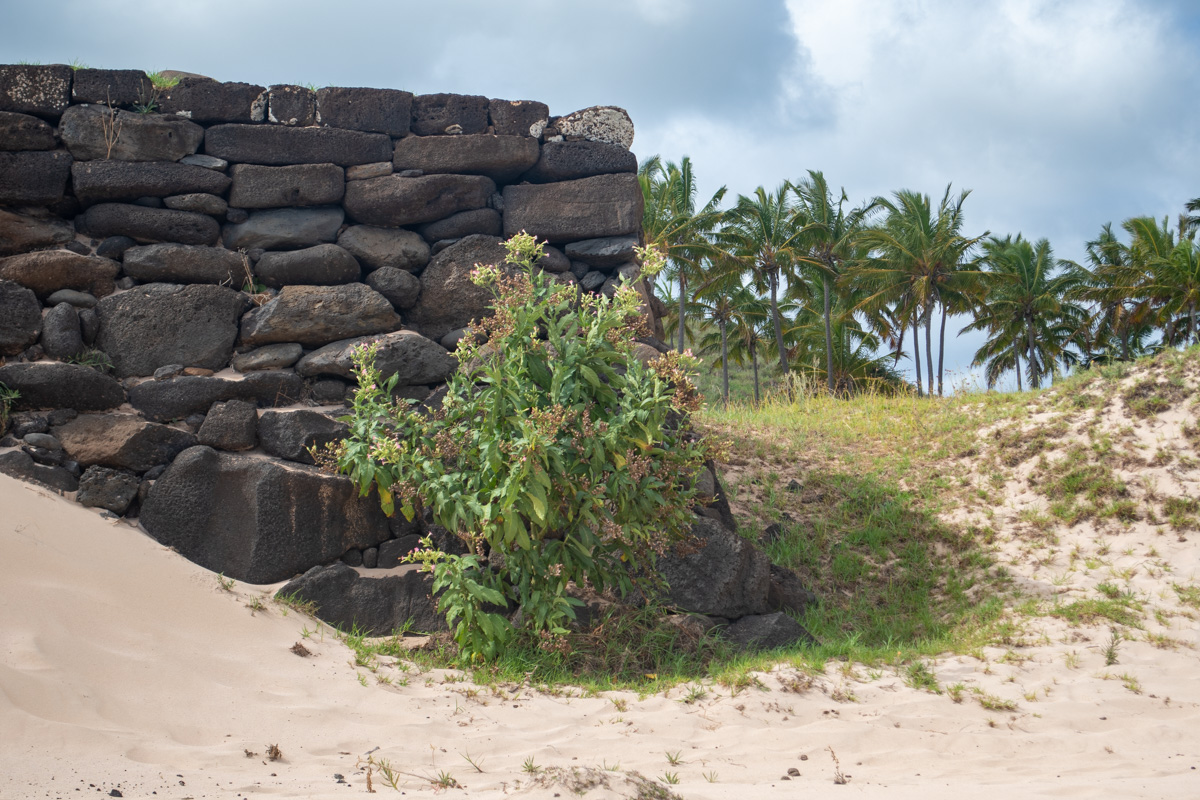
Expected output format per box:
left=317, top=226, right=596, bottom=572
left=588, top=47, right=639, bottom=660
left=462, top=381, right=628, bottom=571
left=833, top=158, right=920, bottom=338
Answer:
left=96, top=283, right=243, bottom=377
left=392, top=134, right=539, bottom=182
left=196, top=398, right=258, bottom=451
left=40, top=301, right=83, bottom=359
left=767, top=564, right=819, bottom=615
left=204, top=124, right=392, bottom=166
left=78, top=203, right=220, bottom=245
left=129, top=372, right=305, bottom=422
left=254, top=244, right=361, bottom=288
left=71, top=160, right=231, bottom=205
left=563, top=235, right=639, bottom=268
left=141, top=446, right=394, bottom=584
left=163, top=193, right=228, bottom=216
left=405, top=235, right=510, bottom=341
left=316, top=86, right=413, bottom=136
left=0, top=250, right=118, bottom=299
left=55, top=413, right=197, bottom=472
left=0, top=362, right=125, bottom=412
left=0, top=150, right=72, bottom=206
left=239, top=284, right=400, bottom=348
left=121, top=243, right=244, bottom=285
left=258, top=409, right=348, bottom=464
left=502, top=174, right=643, bottom=244
left=277, top=562, right=444, bottom=635
left=416, top=208, right=502, bottom=243
left=0, top=110, right=57, bottom=150
left=231, top=343, right=303, bottom=372
left=342, top=174, right=495, bottom=227
left=95, top=235, right=136, bottom=260
left=46, top=289, right=97, bottom=308
left=70, top=68, right=154, bottom=107
left=0, top=64, right=72, bottom=117
left=75, top=465, right=140, bottom=513
left=266, top=84, right=316, bottom=126
left=295, top=330, right=457, bottom=385
left=0, top=208, right=73, bottom=256
left=489, top=98, right=549, bottom=137
left=158, top=78, right=266, bottom=124
left=0, top=450, right=78, bottom=493
left=59, top=106, right=204, bottom=162
left=364, top=266, right=421, bottom=310
left=521, top=141, right=638, bottom=183
left=721, top=612, right=817, bottom=652
left=411, top=93, right=489, bottom=136
left=222, top=207, right=344, bottom=251
left=0, top=280, right=42, bottom=355
left=336, top=225, right=430, bottom=273
left=228, top=163, right=344, bottom=208
left=657, top=516, right=770, bottom=618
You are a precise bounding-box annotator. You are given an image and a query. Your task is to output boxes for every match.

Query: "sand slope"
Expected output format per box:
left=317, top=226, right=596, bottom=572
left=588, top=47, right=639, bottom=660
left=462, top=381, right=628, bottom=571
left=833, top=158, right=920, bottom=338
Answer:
left=3, top=463, right=1200, bottom=799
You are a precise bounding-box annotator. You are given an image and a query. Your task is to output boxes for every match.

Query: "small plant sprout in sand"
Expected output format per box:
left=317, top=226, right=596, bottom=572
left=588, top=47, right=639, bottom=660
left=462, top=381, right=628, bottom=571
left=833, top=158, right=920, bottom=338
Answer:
left=522, top=757, right=540, bottom=775
left=216, top=573, right=235, bottom=592
left=1103, top=627, right=1123, bottom=666
left=827, top=746, right=848, bottom=785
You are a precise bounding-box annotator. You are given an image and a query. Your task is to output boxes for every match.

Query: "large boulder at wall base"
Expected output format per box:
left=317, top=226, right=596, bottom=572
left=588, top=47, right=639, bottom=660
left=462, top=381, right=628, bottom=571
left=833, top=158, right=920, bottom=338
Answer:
left=0, top=110, right=57, bottom=150
left=295, top=329, right=457, bottom=385
left=0, top=362, right=125, bottom=412
left=77, top=203, right=220, bottom=245
left=0, top=208, right=74, bottom=256
left=315, top=86, right=413, bottom=136
left=121, top=243, right=244, bottom=285
left=336, top=225, right=429, bottom=273
left=54, top=413, right=197, bottom=472
left=222, top=207, right=344, bottom=251
left=0, top=280, right=42, bottom=356
left=257, top=409, right=348, bottom=465
left=59, top=106, right=204, bottom=162
left=71, top=160, right=231, bottom=206
left=656, top=515, right=770, bottom=619
left=0, top=250, right=119, bottom=299
left=342, top=174, right=495, bottom=228
left=403, top=234, right=511, bottom=342
left=228, top=163, right=345, bottom=209
left=488, top=98, right=549, bottom=137
left=157, top=78, right=266, bottom=124
left=521, top=141, right=638, bottom=183
left=502, top=173, right=643, bottom=244
left=140, top=446, right=395, bottom=584
left=276, top=563, right=446, bottom=635
left=203, top=123, right=393, bottom=166
left=128, top=372, right=305, bottom=422
left=0, top=64, right=72, bottom=117
left=0, top=450, right=78, bottom=493
left=239, top=284, right=400, bottom=348
left=720, top=612, right=817, bottom=652
left=95, top=283, right=244, bottom=378
left=392, top=134, right=540, bottom=183
left=254, top=244, right=362, bottom=288
left=410, top=93, right=489, bottom=136
left=0, top=150, right=72, bottom=206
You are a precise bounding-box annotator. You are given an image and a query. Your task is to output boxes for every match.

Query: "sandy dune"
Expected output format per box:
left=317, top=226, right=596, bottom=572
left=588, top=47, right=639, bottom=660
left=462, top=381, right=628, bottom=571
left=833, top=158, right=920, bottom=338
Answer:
left=3, top=461, right=1199, bottom=799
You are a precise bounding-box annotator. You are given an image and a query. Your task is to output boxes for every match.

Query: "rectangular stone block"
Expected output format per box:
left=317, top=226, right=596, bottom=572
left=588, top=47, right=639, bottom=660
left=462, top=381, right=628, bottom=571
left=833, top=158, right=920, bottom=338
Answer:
left=411, top=93, right=488, bottom=136
left=0, top=64, right=72, bottom=118
left=229, top=163, right=345, bottom=208
left=489, top=98, right=549, bottom=137
left=267, top=84, right=316, bottom=126
left=316, top=86, right=412, bottom=136
left=0, top=110, right=56, bottom=150
left=392, top=134, right=539, bottom=183
left=158, top=77, right=266, bottom=124
left=204, top=124, right=393, bottom=166
left=71, top=68, right=154, bottom=107
left=502, top=173, right=643, bottom=244
left=71, top=161, right=232, bottom=205
left=0, top=150, right=72, bottom=206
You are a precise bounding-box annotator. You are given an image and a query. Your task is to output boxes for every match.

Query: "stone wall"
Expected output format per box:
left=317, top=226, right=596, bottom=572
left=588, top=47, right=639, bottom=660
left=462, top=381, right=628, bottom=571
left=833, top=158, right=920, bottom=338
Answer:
left=0, top=64, right=661, bottom=585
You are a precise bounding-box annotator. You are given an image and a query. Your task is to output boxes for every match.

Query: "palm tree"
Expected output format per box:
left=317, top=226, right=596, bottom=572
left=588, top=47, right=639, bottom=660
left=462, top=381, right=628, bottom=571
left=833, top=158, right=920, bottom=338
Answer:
left=965, top=235, right=1087, bottom=390
left=852, top=186, right=986, bottom=396
left=715, top=184, right=806, bottom=380
left=790, top=170, right=882, bottom=392
left=638, top=156, right=726, bottom=352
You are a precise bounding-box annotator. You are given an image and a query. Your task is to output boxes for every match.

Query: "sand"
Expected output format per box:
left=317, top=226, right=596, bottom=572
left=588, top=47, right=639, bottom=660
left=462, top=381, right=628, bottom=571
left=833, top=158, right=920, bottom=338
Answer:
left=3, top=460, right=1199, bottom=799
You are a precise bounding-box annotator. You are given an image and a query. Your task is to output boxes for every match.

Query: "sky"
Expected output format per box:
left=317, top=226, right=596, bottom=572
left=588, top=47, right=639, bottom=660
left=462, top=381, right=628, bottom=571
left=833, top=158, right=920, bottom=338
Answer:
left=4, top=0, right=1198, bottom=391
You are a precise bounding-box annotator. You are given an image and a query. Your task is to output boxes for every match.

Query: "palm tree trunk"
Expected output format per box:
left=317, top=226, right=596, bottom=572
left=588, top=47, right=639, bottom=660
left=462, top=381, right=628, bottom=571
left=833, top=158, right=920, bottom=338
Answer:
left=769, top=269, right=789, bottom=378
left=894, top=324, right=906, bottom=365
left=924, top=304, right=934, bottom=396
left=677, top=272, right=687, bottom=353
left=1120, top=321, right=1130, bottom=361
left=1027, top=319, right=1040, bottom=389
left=912, top=306, right=923, bottom=396
left=1191, top=300, right=1197, bottom=345
left=1015, top=350, right=1023, bottom=392
left=937, top=301, right=947, bottom=397
left=720, top=318, right=729, bottom=406
left=823, top=274, right=834, bottom=393
left=751, top=339, right=760, bottom=406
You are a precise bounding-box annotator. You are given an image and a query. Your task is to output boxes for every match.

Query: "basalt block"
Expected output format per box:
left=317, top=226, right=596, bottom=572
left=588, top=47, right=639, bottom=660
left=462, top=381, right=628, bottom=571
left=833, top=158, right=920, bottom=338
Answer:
left=228, top=163, right=344, bottom=208
left=0, top=250, right=119, bottom=299
left=0, top=64, right=72, bottom=118
left=239, top=283, right=400, bottom=348
left=0, top=150, right=72, bottom=206
left=71, top=160, right=231, bottom=205
left=502, top=173, right=643, bottom=244
left=55, top=413, right=197, bottom=472
left=204, top=123, right=392, bottom=166
left=342, top=173, right=494, bottom=227
left=77, top=203, right=220, bottom=245
left=59, top=105, right=204, bottom=162
left=128, top=372, right=305, bottom=422
left=0, top=362, right=126, bottom=412
left=392, top=134, right=539, bottom=183
left=158, top=78, right=266, bottom=124
left=316, top=86, right=412, bottom=136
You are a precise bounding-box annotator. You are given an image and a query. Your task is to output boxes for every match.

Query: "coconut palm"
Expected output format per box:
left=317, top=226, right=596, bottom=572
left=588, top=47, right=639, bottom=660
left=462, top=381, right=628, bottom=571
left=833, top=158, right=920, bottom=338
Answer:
left=638, top=156, right=726, bottom=352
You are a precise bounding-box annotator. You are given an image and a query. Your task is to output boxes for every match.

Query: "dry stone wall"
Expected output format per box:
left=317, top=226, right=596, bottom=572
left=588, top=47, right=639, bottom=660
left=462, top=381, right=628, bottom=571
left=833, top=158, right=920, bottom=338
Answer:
left=0, top=64, right=659, bottom=585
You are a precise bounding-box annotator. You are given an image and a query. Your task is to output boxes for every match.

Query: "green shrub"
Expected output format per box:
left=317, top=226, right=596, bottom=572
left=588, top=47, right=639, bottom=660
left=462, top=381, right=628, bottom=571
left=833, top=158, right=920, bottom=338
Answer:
left=328, top=233, right=712, bottom=661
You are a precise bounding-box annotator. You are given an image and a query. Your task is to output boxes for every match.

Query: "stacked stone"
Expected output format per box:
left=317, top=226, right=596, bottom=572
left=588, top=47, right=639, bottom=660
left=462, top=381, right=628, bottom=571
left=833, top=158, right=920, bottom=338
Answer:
left=0, top=63, right=650, bottom=586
